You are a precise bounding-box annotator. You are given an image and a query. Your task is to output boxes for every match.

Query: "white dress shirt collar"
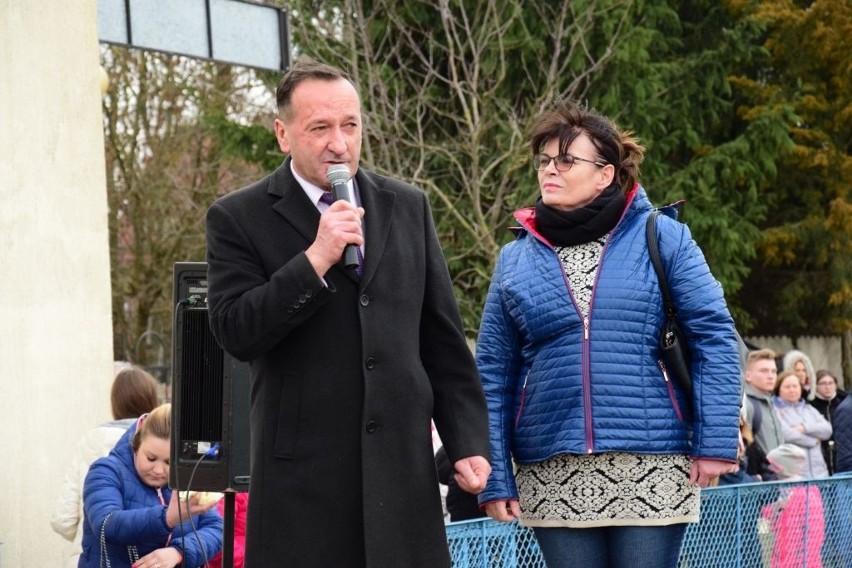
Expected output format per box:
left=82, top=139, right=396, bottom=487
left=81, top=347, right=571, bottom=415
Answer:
left=289, top=161, right=358, bottom=210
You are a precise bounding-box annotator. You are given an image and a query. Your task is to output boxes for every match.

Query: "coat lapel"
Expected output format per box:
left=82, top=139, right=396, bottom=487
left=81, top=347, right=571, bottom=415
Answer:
left=267, top=160, right=395, bottom=285
left=268, top=160, right=322, bottom=246
left=356, top=170, right=395, bottom=286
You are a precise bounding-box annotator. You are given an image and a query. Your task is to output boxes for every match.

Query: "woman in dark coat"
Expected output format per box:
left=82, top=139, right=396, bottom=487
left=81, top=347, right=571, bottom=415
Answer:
left=809, top=369, right=847, bottom=474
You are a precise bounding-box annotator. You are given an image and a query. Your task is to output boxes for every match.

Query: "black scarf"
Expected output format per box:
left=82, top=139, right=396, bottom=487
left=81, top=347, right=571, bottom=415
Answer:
left=534, top=185, right=626, bottom=246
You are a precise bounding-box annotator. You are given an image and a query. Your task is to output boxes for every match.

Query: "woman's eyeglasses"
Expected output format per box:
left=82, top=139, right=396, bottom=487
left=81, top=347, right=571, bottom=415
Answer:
left=533, top=152, right=608, bottom=172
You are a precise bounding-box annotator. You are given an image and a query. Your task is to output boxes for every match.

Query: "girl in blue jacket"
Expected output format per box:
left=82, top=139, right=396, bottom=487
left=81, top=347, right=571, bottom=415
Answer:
left=79, top=403, right=223, bottom=568
left=476, top=101, right=742, bottom=568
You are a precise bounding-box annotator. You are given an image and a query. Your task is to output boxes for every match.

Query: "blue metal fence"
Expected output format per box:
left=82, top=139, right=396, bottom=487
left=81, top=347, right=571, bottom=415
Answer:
left=446, top=476, right=852, bottom=567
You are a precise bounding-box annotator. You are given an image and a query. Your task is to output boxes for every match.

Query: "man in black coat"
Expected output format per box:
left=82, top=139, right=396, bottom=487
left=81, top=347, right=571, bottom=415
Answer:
left=205, top=57, right=491, bottom=567
left=833, top=395, right=852, bottom=474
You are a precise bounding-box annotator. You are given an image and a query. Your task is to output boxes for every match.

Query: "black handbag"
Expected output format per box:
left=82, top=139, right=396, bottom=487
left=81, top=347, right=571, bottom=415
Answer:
left=646, top=211, right=693, bottom=403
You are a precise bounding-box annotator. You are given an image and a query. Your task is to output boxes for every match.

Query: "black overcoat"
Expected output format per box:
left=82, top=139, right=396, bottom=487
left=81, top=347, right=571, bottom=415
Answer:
left=205, top=160, right=490, bottom=567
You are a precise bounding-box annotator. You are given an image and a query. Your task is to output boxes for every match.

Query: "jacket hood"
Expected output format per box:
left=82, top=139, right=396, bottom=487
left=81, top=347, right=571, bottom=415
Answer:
left=108, top=417, right=141, bottom=473
left=782, top=349, right=817, bottom=401
left=101, top=417, right=136, bottom=430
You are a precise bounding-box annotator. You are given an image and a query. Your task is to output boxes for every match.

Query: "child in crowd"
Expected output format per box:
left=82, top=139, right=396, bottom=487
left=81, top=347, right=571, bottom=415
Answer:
left=79, top=404, right=223, bottom=567
left=51, top=364, right=160, bottom=568
left=761, top=444, right=825, bottom=568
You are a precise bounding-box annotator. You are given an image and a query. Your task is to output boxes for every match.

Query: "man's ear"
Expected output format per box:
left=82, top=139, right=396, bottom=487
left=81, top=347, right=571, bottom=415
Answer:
left=274, top=118, right=289, bottom=153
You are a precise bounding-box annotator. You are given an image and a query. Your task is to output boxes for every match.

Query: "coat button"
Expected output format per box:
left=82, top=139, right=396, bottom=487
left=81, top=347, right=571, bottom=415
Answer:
left=366, top=421, right=379, bottom=433
left=359, top=294, right=369, bottom=307
left=365, top=357, right=376, bottom=370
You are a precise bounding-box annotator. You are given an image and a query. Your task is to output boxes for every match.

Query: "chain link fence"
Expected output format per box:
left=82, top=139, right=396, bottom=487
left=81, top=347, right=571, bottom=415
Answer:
left=447, top=476, right=852, bottom=567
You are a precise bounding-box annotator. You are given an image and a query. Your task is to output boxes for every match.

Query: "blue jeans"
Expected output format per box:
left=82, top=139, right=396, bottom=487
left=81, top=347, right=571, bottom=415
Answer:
left=533, top=524, right=687, bottom=568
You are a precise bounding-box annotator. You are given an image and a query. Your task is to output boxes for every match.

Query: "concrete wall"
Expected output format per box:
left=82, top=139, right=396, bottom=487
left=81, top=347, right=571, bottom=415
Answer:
left=0, top=1, right=114, bottom=566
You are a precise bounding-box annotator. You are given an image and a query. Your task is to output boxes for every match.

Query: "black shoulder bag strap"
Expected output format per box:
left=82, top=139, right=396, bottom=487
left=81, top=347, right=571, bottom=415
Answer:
left=646, top=211, right=693, bottom=402
left=646, top=211, right=673, bottom=318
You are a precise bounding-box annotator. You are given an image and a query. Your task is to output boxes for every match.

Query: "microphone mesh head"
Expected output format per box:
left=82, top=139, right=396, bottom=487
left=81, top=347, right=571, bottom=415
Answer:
left=326, top=165, right=351, bottom=185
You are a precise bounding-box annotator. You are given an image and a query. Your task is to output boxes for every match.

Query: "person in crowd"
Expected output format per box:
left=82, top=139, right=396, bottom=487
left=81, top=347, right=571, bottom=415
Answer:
left=208, top=492, right=249, bottom=568
left=783, top=348, right=817, bottom=399
left=773, top=370, right=832, bottom=478
left=204, top=57, right=490, bottom=567
left=832, top=393, right=852, bottom=474
left=475, top=100, right=741, bottom=568
left=79, top=403, right=222, bottom=567
left=820, top=376, right=852, bottom=567
left=719, top=413, right=759, bottom=485
left=50, top=364, right=160, bottom=568
left=761, top=444, right=825, bottom=568
left=809, top=369, right=846, bottom=475
left=745, top=349, right=787, bottom=480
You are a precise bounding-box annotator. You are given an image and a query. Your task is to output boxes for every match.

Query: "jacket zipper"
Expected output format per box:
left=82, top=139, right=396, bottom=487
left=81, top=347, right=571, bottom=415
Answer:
left=580, top=230, right=620, bottom=453
left=546, top=246, right=595, bottom=453
left=517, top=193, right=638, bottom=456
left=553, top=244, right=607, bottom=454
left=658, top=360, right=684, bottom=421
left=582, top=316, right=593, bottom=453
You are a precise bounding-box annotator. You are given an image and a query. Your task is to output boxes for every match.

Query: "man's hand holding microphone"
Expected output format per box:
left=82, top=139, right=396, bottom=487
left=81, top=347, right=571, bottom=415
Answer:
left=305, top=164, right=364, bottom=278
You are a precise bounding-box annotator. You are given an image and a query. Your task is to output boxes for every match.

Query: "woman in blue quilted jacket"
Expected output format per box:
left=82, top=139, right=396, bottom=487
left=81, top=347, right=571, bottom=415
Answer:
left=476, top=100, right=742, bottom=568
left=79, top=403, right=223, bottom=568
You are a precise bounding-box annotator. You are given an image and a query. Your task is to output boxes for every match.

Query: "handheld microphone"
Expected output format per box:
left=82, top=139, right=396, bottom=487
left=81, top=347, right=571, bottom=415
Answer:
left=326, top=164, right=360, bottom=271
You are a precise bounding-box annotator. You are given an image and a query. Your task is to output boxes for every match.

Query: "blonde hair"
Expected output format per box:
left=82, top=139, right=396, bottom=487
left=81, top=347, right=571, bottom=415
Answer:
left=746, top=348, right=776, bottom=371
left=131, top=403, right=171, bottom=453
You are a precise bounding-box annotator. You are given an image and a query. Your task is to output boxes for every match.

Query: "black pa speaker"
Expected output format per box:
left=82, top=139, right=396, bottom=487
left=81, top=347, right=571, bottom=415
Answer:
left=170, top=262, right=251, bottom=492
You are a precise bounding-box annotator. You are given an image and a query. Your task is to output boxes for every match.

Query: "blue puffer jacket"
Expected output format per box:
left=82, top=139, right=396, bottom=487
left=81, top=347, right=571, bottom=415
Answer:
left=79, top=422, right=223, bottom=567
left=476, top=186, right=741, bottom=505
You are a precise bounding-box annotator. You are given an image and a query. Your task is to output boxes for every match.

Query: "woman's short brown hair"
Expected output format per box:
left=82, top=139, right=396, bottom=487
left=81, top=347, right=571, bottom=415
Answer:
left=111, top=366, right=159, bottom=420
left=815, top=369, right=838, bottom=386
left=773, top=370, right=800, bottom=397
left=528, top=100, right=645, bottom=193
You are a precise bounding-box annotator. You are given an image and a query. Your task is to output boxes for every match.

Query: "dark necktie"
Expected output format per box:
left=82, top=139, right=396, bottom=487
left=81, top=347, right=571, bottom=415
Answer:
left=319, top=192, right=364, bottom=277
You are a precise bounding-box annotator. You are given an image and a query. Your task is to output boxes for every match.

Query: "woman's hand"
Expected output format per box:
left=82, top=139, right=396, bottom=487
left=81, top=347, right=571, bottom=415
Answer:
left=689, top=458, right=736, bottom=487
left=165, top=490, right=219, bottom=528
left=484, top=499, right=521, bottom=522
left=132, top=546, right=182, bottom=568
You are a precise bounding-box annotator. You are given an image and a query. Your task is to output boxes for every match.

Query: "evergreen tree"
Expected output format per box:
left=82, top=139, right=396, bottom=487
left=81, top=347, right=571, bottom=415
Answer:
left=732, top=0, right=852, bottom=336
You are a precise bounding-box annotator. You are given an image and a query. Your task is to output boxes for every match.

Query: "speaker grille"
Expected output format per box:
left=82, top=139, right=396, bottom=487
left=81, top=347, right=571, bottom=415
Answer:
left=178, top=307, right=224, bottom=442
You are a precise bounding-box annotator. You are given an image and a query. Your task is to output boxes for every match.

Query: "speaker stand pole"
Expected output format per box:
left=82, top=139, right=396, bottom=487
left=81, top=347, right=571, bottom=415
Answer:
left=223, top=490, right=235, bottom=568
